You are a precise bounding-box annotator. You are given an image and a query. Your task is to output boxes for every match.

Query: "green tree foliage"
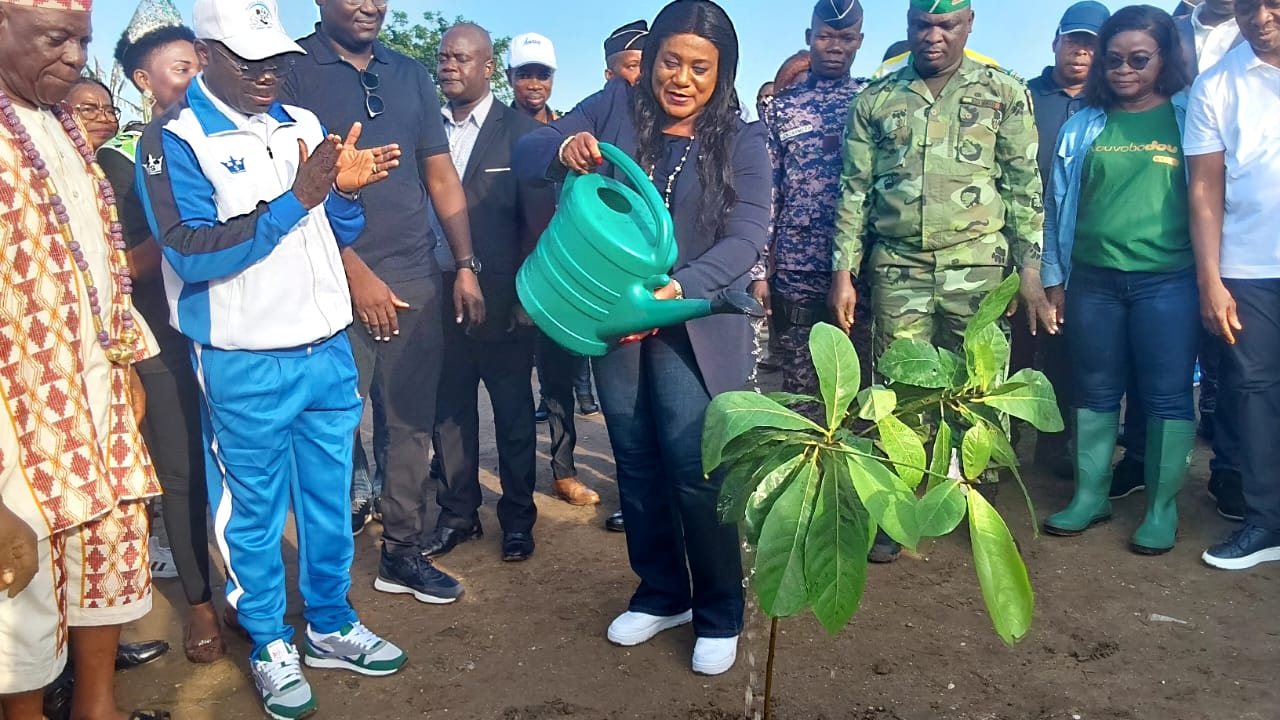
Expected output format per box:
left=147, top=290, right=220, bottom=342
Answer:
left=379, top=10, right=513, bottom=104
left=705, top=274, right=1061, bottom=643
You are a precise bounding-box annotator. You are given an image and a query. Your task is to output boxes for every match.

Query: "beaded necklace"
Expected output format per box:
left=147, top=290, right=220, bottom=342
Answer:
left=650, top=136, right=695, bottom=209
left=0, top=88, right=139, bottom=366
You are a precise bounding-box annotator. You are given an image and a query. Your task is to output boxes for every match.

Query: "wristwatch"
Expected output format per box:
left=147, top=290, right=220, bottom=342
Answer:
left=455, top=256, right=482, bottom=273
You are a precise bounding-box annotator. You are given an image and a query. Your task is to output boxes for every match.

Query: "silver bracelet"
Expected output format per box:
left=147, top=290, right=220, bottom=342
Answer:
left=557, top=133, right=580, bottom=167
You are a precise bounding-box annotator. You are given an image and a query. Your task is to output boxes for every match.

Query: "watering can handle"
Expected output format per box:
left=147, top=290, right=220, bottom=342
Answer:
left=596, top=142, right=676, bottom=264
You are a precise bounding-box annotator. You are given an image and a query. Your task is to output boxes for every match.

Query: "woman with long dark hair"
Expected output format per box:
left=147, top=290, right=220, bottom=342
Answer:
left=515, top=0, right=769, bottom=675
left=1041, top=5, right=1196, bottom=555
left=97, top=5, right=224, bottom=662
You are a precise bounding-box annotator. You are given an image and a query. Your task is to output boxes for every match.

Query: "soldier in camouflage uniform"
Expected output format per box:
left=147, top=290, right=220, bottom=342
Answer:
left=750, top=0, right=872, bottom=395
left=830, top=0, right=1054, bottom=366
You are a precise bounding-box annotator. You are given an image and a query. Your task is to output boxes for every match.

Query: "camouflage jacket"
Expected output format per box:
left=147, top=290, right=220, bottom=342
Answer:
left=832, top=58, right=1044, bottom=275
left=764, top=74, right=869, bottom=275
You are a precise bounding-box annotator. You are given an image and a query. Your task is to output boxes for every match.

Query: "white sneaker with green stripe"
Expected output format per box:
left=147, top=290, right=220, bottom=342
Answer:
left=251, top=640, right=317, bottom=720
left=303, top=622, right=407, bottom=677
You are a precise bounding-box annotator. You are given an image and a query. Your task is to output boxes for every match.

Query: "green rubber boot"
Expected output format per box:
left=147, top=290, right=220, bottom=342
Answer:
left=1045, top=409, right=1119, bottom=536
left=1130, top=418, right=1196, bottom=555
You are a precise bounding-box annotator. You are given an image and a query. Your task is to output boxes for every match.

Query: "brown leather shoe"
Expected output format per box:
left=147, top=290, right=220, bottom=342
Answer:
left=552, top=477, right=600, bottom=506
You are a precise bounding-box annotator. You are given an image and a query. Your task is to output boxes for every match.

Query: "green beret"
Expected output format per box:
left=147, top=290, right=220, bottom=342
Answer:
left=910, top=0, right=972, bottom=13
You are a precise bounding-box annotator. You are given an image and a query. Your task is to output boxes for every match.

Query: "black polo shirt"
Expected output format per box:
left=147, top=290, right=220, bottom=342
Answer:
left=1027, top=66, right=1088, bottom=192
left=282, top=25, right=450, bottom=286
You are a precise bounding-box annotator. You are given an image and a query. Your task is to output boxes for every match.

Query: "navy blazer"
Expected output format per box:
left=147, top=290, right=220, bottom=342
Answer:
left=513, top=80, right=771, bottom=397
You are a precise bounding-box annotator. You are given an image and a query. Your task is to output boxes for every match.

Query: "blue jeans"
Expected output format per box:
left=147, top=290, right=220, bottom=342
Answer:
left=1066, top=265, right=1199, bottom=421
left=594, top=327, right=744, bottom=638
left=352, top=381, right=388, bottom=503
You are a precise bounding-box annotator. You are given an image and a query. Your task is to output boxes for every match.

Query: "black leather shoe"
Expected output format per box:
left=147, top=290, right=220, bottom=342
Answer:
left=421, top=522, right=483, bottom=558
left=116, top=640, right=170, bottom=671
left=534, top=400, right=549, bottom=423
left=605, top=510, right=625, bottom=533
left=502, top=532, right=535, bottom=562
left=868, top=530, right=901, bottom=564
left=1208, top=469, right=1246, bottom=521
left=577, top=394, right=600, bottom=416
left=1109, top=456, right=1146, bottom=499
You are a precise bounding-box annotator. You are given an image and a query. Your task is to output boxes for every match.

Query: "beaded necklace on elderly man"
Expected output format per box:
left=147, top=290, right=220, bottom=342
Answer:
left=0, top=87, right=140, bottom=365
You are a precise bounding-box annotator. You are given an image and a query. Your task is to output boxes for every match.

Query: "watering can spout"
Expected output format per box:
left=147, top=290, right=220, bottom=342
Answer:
left=600, top=289, right=766, bottom=340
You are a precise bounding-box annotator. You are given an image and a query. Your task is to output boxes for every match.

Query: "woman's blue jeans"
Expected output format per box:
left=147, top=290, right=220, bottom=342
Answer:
left=1066, top=264, right=1199, bottom=421
left=594, top=326, right=745, bottom=638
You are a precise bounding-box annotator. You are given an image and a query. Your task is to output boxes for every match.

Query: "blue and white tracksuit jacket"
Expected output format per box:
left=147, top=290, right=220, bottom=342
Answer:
left=138, top=76, right=363, bottom=654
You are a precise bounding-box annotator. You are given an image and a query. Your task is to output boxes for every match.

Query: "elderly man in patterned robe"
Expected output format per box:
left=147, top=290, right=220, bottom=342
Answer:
left=0, top=1, right=165, bottom=718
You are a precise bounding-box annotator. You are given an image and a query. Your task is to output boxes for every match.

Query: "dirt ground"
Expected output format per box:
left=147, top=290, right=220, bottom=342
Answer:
left=118, top=368, right=1279, bottom=720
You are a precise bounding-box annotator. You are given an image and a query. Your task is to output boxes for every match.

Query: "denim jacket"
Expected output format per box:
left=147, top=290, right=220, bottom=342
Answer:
left=1042, top=92, right=1189, bottom=288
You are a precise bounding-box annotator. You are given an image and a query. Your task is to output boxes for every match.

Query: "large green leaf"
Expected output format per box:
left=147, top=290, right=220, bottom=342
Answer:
left=877, top=414, right=927, bottom=489
left=810, top=323, right=861, bottom=430
left=964, top=272, right=1021, bottom=344
left=856, top=386, right=897, bottom=423
left=927, top=421, right=955, bottom=490
left=977, top=369, right=1065, bottom=432
left=968, top=489, right=1034, bottom=645
left=878, top=339, right=949, bottom=388
left=703, top=392, right=824, bottom=474
left=719, top=442, right=807, bottom=525
left=720, top=429, right=791, bottom=467
left=804, top=452, right=871, bottom=634
left=754, top=454, right=821, bottom=617
left=741, top=451, right=809, bottom=542
left=961, top=423, right=995, bottom=481
left=845, top=452, right=921, bottom=549
left=917, top=479, right=967, bottom=537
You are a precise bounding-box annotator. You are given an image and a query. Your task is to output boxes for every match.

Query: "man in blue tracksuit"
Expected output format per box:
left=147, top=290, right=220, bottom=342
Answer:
left=137, top=1, right=405, bottom=718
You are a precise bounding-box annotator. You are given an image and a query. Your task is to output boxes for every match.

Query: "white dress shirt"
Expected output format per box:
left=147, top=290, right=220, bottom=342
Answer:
left=1184, top=44, right=1280, bottom=279
left=432, top=92, right=495, bottom=270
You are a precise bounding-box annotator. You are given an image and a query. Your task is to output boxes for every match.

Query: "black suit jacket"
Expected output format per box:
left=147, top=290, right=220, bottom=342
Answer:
left=513, top=79, right=771, bottom=397
left=452, top=100, right=556, bottom=343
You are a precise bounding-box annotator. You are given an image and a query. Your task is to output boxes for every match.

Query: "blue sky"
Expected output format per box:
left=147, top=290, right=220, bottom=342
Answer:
left=90, top=0, right=1163, bottom=119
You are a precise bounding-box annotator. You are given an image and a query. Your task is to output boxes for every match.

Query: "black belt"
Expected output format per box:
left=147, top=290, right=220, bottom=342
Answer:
left=772, top=295, right=829, bottom=329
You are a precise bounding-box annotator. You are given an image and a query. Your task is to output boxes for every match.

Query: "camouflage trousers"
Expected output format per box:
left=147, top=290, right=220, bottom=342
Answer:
left=867, top=243, right=1006, bottom=361
left=772, top=270, right=874, bottom=397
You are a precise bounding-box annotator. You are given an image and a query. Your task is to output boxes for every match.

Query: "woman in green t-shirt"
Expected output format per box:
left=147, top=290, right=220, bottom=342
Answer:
left=1040, top=6, right=1197, bottom=556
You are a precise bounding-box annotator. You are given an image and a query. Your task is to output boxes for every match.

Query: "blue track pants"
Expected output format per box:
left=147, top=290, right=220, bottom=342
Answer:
left=193, top=334, right=362, bottom=656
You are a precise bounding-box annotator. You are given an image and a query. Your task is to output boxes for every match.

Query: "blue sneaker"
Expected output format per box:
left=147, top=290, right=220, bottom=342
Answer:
left=303, top=622, right=407, bottom=677
left=250, top=640, right=316, bottom=720
left=1203, top=524, right=1280, bottom=570
left=373, top=548, right=463, bottom=604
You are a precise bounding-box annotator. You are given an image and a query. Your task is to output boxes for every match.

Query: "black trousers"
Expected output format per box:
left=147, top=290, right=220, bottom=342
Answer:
left=433, top=318, right=538, bottom=533
left=136, top=347, right=213, bottom=606
left=1222, top=278, right=1280, bottom=530
left=537, top=333, right=581, bottom=480
left=349, top=275, right=444, bottom=554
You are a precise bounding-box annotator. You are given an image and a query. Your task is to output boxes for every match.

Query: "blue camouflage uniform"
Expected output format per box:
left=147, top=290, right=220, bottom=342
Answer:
left=759, top=74, right=871, bottom=393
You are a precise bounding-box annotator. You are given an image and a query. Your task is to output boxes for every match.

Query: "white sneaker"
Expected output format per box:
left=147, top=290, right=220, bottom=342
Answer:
left=148, top=537, right=178, bottom=579
left=606, top=610, right=693, bottom=646
left=692, top=636, right=738, bottom=675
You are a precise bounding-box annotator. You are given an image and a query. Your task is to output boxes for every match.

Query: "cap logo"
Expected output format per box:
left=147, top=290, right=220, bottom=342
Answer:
left=246, top=1, right=274, bottom=30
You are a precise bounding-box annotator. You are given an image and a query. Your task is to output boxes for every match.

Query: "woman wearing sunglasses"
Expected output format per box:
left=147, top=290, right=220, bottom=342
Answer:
left=1040, top=5, right=1196, bottom=555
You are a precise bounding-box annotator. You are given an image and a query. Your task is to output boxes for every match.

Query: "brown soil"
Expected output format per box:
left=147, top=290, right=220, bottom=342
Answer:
left=120, top=375, right=1280, bottom=720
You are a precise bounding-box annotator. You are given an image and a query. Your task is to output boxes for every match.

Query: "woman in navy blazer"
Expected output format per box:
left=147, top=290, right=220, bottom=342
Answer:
left=514, top=0, right=769, bottom=677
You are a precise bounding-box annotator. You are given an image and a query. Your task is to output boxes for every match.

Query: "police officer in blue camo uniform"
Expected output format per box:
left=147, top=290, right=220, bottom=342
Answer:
left=749, top=0, right=872, bottom=395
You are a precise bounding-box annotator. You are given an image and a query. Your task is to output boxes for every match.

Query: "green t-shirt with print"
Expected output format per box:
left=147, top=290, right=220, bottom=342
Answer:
left=1074, top=102, right=1192, bottom=273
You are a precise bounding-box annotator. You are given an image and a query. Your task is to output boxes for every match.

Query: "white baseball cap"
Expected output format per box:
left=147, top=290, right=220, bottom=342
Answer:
left=193, top=0, right=304, bottom=62
left=507, top=33, right=557, bottom=71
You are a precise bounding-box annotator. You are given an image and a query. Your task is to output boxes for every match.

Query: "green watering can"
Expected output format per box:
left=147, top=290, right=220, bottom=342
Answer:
left=517, top=142, right=764, bottom=357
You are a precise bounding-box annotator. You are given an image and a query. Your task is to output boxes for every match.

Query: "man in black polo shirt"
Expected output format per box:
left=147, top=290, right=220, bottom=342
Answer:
left=1023, top=1, right=1108, bottom=477
left=281, top=0, right=484, bottom=605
